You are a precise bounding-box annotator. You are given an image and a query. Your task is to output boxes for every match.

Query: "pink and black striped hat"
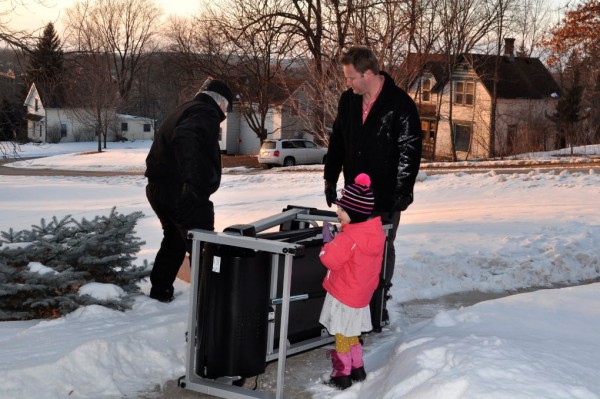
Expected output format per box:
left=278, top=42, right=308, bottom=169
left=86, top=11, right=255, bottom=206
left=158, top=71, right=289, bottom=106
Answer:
left=335, top=173, right=375, bottom=222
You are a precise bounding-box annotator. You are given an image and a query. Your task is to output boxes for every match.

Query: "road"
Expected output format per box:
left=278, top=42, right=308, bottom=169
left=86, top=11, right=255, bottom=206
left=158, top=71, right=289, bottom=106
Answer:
left=3, top=158, right=600, bottom=177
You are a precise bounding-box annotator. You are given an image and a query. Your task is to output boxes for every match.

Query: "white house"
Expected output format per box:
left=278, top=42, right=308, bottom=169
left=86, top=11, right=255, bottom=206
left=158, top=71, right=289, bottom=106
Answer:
left=23, top=83, right=155, bottom=143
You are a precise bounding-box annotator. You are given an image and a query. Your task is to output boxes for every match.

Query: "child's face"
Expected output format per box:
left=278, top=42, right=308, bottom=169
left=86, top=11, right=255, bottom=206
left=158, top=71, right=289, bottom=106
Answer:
left=336, top=205, right=351, bottom=225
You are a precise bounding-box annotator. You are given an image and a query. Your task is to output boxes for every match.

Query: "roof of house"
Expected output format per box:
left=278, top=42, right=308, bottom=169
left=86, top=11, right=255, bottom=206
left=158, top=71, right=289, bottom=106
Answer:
left=116, top=113, right=154, bottom=123
left=464, top=54, right=561, bottom=99
left=403, top=52, right=560, bottom=100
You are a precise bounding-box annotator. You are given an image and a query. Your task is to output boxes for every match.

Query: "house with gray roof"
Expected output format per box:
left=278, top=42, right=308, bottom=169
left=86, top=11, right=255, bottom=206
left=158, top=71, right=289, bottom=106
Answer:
left=403, top=39, right=561, bottom=160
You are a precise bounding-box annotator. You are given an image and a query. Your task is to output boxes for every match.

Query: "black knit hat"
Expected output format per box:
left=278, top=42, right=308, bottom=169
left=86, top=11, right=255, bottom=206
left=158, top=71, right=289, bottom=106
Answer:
left=201, top=78, right=233, bottom=109
left=335, top=173, right=375, bottom=223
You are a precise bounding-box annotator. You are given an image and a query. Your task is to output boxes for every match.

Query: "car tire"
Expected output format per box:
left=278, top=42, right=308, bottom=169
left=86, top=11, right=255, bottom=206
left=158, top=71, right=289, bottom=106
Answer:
left=283, top=157, right=296, bottom=167
left=322, top=155, right=327, bottom=164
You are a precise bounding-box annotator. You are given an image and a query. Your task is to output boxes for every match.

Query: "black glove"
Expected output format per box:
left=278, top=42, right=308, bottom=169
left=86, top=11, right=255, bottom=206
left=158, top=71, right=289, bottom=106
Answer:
left=175, top=183, right=214, bottom=230
left=391, top=193, right=413, bottom=213
left=324, top=180, right=337, bottom=208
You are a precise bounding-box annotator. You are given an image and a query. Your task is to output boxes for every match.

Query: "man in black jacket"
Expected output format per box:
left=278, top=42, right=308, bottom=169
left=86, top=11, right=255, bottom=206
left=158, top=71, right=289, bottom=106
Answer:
left=324, top=47, right=422, bottom=326
left=145, top=78, right=233, bottom=302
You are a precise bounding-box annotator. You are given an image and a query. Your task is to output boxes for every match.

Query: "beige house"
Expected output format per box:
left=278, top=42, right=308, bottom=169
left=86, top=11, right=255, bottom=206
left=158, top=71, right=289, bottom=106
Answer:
left=23, top=83, right=155, bottom=143
left=404, top=39, right=561, bottom=160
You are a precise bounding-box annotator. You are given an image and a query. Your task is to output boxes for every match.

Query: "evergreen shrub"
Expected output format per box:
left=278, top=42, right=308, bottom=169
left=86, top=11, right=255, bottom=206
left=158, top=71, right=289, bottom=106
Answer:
left=0, top=207, right=150, bottom=320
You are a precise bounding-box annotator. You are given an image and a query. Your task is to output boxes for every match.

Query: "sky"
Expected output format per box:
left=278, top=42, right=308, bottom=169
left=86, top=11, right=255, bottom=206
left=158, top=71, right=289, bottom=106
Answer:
left=5, top=0, right=571, bottom=34
left=0, top=141, right=600, bottom=398
left=4, top=0, right=205, bottom=32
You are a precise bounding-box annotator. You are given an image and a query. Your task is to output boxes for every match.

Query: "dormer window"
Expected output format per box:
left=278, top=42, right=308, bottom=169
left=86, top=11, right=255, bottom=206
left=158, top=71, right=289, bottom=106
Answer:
left=421, top=78, right=432, bottom=102
left=454, top=81, right=474, bottom=105
left=35, top=98, right=39, bottom=111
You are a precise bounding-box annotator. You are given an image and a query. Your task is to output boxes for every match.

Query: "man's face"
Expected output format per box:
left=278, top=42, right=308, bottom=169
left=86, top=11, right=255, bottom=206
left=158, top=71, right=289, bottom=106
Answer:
left=342, top=64, right=369, bottom=95
left=219, top=101, right=229, bottom=115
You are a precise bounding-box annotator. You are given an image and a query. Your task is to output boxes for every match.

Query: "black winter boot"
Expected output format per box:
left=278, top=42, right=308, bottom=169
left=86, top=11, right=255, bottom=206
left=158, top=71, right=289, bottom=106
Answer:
left=350, top=366, right=367, bottom=382
left=328, top=375, right=352, bottom=390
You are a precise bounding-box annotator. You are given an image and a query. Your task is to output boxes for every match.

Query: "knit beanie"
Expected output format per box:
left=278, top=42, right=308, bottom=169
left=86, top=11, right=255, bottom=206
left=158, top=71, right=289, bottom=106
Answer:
left=335, top=173, right=375, bottom=223
left=201, top=78, right=234, bottom=110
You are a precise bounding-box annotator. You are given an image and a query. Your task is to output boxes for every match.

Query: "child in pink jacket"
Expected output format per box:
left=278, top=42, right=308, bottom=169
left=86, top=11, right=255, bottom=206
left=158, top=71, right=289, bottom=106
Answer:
left=319, top=173, right=386, bottom=390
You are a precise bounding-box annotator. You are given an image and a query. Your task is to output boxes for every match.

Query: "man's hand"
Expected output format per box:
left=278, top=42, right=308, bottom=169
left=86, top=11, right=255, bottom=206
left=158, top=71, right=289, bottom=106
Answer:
left=324, top=180, right=336, bottom=207
left=391, top=193, right=413, bottom=213
left=175, top=183, right=214, bottom=230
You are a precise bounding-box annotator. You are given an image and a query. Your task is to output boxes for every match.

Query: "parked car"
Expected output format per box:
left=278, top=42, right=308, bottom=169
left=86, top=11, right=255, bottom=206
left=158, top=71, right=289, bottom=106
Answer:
left=258, top=139, right=328, bottom=168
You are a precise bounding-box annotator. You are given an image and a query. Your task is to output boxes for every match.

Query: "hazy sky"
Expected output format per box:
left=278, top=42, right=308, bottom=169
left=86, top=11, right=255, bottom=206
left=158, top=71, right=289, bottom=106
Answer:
left=6, top=0, right=203, bottom=32
left=7, top=0, right=572, bottom=34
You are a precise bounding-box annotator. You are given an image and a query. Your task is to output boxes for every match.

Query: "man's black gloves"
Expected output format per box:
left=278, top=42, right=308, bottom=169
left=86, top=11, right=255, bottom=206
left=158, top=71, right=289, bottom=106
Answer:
left=178, top=183, right=201, bottom=208
left=391, top=193, right=413, bottom=213
left=175, top=183, right=214, bottom=230
left=324, top=180, right=337, bottom=207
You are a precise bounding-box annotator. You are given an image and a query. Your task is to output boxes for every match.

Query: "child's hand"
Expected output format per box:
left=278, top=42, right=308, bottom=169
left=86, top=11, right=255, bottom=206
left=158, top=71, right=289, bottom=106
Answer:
left=322, top=221, right=334, bottom=243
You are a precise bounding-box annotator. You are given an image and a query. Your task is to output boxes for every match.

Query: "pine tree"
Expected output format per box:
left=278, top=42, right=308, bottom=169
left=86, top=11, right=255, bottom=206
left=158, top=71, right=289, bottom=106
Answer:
left=0, top=208, right=150, bottom=321
left=549, top=67, right=588, bottom=153
left=0, top=98, right=19, bottom=140
left=26, top=22, right=66, bottom=108
left=544, top=0, right=599, bottom=148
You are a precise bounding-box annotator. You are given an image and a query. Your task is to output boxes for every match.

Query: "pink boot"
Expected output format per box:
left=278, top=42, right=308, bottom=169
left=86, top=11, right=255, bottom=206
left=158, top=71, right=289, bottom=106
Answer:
left=350, top=344, right=367, bottom=382
left=329, top=350, right=352, bottom=390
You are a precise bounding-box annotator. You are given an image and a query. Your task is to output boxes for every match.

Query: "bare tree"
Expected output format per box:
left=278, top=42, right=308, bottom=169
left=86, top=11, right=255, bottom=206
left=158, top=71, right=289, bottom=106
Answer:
left=0, top=0, right=52, bottom=50
left=438, top=0, right=497, bottom=161
left=164, top=3, right=310, bottom=143
left=218, top=2, right=298, bottom=143
left=513, top=0, right=553, bottom=58
left=63, top=0, right=162, bottom=104
left=163, top=15, right=235, bottom=93
left=64, top=53, right=121, bottom=152
left=235, top=0, right=356, bottom=137
left=486, top=0, right=519, bottom=158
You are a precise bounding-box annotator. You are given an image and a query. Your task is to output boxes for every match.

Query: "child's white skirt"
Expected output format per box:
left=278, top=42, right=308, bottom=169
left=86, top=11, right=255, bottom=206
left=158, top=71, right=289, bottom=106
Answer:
left=319, top=292, right=372, bottom=337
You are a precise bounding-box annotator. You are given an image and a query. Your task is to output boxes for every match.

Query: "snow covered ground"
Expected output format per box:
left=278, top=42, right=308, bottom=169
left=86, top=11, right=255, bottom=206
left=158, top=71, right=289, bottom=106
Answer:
left=1, top=141, right=600, bottom=399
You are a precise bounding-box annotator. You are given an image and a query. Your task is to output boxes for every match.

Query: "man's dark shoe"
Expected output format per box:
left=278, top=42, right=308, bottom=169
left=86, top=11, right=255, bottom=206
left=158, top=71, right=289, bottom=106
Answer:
left=382, top=308, right=390, bottom=325
left=149, top=289, right=175, bottom=303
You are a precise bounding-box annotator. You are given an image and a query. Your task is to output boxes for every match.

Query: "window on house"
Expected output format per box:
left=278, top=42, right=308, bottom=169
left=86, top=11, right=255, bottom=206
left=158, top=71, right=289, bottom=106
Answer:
left=35, top=99, right=39, bottom=111
left=121, top=123, right=128, bottom=132
left=455, top=81, right=474, bottom=105
left=421, top=120, right=436, bottom=141
left=453, top=123, right=472, bottom=152
left=60, top=123, right=67, bottom=138
left=143, top=124, right=151, bottom=132
left=282, top=104, right=293, bottom=116
left=421, top=78, right=432, bottom=102
left=506, top=124, right=518, bottom=154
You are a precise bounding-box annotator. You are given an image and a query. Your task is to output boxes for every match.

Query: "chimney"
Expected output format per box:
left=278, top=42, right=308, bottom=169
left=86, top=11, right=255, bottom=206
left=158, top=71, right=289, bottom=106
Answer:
left=504, top=38, right=515, bottom=60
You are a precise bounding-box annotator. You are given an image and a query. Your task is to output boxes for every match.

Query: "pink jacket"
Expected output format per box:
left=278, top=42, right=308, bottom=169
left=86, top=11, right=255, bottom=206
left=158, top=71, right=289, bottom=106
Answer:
left=319, top=217, right=386, bottom=308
